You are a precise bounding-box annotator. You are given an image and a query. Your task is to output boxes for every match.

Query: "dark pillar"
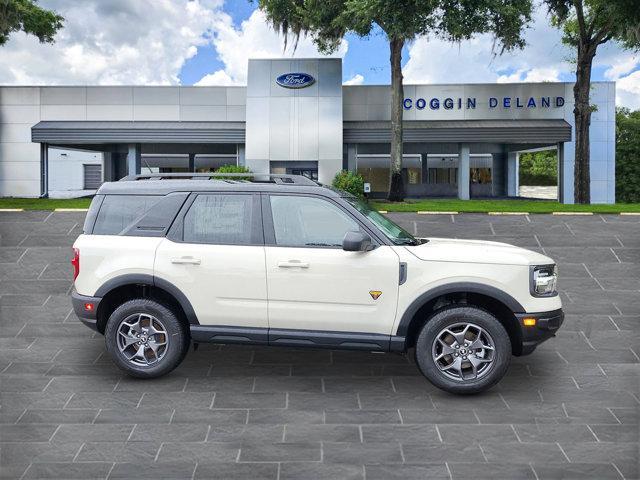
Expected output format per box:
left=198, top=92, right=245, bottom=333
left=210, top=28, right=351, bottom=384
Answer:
left=188, top=153, right=196, bottom=172
left=40, top=143, right=48, bottom=198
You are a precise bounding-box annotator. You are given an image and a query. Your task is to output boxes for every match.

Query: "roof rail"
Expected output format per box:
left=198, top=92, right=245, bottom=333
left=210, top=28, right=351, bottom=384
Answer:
left=119, top=172, right=318, bottom=186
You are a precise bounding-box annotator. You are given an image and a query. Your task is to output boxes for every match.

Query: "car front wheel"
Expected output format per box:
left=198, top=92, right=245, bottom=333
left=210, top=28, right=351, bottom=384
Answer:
left=104, top=298, right=189, bottom=378
left=414, top=306, right=511, bottom=394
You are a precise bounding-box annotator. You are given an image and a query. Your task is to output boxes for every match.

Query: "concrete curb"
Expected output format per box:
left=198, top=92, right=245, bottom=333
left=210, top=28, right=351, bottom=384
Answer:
left=417, top=211, right=458, bottom=215
left=552, top=212, right=594, bottom=215
left=620, top=212, right=640, bottom=216
left=0, top=208, right=24, bottom=212
left=54, top=208, right=89, bottom=212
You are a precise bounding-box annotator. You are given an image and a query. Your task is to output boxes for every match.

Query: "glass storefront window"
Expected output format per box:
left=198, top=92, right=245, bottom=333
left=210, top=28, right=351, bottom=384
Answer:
left=471, top=168, right=492, bottom=184
left=427, top=168, right=457, bottom=185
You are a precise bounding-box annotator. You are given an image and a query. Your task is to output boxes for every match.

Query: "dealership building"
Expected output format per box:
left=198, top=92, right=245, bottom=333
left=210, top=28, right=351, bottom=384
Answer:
left=0, top=58, right=616, bottom=203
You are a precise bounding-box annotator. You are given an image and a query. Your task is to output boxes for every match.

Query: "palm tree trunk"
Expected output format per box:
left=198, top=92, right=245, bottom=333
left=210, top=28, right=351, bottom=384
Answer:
left=573, top=45, right=595, bottom=204
left=388, top=36, right=405, bottom=202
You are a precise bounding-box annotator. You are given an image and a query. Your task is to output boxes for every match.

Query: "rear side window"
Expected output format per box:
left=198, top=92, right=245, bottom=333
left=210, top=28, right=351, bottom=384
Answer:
left=183, top=194, right=255, bottom=245
left=92, top=195, right=161, bottom=235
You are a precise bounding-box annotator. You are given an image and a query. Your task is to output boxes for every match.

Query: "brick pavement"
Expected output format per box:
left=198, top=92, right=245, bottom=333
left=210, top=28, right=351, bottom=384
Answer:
left=0, top=210, right=638, bottom=479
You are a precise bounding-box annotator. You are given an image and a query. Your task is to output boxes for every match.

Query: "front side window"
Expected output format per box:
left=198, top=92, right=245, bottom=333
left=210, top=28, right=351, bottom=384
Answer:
left=345, top=198, right=419, bottom=246
left=93, top=195, right=161, bottom=235
left=270, top=195, right=360, bottom=247
left=183, top=194, right=254, bottom=245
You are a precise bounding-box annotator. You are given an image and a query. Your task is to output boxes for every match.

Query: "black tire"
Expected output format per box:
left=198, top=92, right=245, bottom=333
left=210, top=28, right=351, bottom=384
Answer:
left=104, top=298, right=189, bottom=378
left=414, top=306, right=511, bottom=394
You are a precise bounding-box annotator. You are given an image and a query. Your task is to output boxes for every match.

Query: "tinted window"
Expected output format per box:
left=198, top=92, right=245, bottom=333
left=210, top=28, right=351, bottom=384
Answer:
left=270, top=195, right=360, bottom=247
left=183, top=194, right=254, bottom=245
left=93, top=195, right=161, bottom=235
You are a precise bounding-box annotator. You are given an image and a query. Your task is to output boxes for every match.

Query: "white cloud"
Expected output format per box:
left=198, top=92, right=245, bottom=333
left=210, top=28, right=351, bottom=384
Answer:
left=403, top=8, right=572, bottom=85
left=343, top=74, right=364, bottom=85
left=0, top=0, right=224, bottom=85
left=616, top=70, right=640, bottom=110
left=195, top=70, right=236, bottom=86
left=497, top=67, right=561, bottom=83
left=196, top=9, right=348, bottom=86
left=604, top=54, right=639, bottom=80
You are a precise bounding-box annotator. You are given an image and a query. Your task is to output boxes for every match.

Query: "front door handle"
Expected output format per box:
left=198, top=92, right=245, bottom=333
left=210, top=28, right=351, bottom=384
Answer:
left=171, top=256, right=201, bottom=265
left=278, top=260, right=309, bottom=268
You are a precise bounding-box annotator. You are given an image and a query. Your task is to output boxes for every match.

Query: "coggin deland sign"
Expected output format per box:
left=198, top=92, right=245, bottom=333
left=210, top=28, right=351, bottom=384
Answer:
left=403, top=95, right=565, bottom=110
left=275, top=71, right=566, bottom=112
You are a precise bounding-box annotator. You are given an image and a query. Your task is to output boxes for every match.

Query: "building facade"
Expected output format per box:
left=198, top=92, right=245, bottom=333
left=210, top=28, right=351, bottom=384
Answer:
left=0, top=58, right=616, bottom=203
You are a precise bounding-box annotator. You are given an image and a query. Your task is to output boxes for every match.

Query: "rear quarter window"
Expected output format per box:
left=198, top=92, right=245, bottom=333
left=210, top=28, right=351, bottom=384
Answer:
left=92, top=195, right=161, bottom=235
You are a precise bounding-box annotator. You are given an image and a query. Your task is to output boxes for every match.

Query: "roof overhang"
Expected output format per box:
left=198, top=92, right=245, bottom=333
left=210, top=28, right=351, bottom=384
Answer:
left=344, top=119, right=572, bottom=144
left=32, top=121, right=246, bottom=144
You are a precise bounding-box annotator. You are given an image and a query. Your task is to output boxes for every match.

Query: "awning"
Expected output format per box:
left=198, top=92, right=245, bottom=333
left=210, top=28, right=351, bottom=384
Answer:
left=344, top=119, right=572, bottom=144
left=31, top=121, right=246, bottom=144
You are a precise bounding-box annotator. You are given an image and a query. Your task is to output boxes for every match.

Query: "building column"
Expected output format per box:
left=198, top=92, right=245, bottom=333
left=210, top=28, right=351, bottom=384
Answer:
left=127, top=143, right=141, bottom=176
left=507, top=151, right=519, bottom=197
left=557, top=142, right=565, bottom=203
left=457, top=143, right=470, bottom=200
left=347, top=144, right=357, bottom=172
left=237, top=145, right=246, bottom=167
left=40, top=143, right=49, bottom=198
left=188, top=153, right=196, bottom=172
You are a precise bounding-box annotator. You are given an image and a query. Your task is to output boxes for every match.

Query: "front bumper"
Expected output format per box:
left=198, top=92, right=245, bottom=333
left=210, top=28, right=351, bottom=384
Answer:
left=71, top=290, right=102, bottom=332
left=515, top=308, right=564, bottom=355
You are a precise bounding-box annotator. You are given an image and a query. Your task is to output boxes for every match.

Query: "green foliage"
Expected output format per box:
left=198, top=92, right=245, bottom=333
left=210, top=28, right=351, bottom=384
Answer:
left=545, top=0, right=640, bottom=51
left=214, top=164, right=252, bottom=180
left=616, top=108, right=640, bottom=203
left=332, top=170, right=365, bottom=198
left=0, top=0, right=64, bottom=45
left=258, top=0, right=533, bottom=54
left=519, top=150, right=558, bottom=186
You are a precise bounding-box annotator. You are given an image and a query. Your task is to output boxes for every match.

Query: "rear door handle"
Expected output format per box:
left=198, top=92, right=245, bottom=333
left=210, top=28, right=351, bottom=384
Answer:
left=171, top=256, right=201, bottom=265
left=278, top=260, right=309, bottom=268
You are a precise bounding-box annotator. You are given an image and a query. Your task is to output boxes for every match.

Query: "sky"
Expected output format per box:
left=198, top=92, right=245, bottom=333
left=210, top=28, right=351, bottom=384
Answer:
left=0, top=0, right=638, bottom=108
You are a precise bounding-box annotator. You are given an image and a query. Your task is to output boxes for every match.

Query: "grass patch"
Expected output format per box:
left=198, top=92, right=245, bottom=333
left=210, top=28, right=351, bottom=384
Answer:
left=0, top=198, right=93, bottom=210
left=1, top=197, right=639, bottom=214
left=370, top=199, right=640, bottom=214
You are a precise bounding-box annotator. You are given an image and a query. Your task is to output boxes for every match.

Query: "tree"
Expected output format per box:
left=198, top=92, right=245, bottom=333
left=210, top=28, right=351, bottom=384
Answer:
left=544, top=0, right=640, bottom=204
left=615, top=107, right=640, bottom=203
left=0, top=0, right=64, bottom=46
left=258, top=0, right=533, bottom=201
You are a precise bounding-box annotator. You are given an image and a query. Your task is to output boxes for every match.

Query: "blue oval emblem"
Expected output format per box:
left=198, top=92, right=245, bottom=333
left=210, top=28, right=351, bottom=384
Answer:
left=276, top=72, right=315, bottom=89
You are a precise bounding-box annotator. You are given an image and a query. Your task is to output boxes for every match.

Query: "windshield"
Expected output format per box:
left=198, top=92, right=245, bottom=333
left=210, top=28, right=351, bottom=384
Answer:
left=345, top=198, right=421, bottom=246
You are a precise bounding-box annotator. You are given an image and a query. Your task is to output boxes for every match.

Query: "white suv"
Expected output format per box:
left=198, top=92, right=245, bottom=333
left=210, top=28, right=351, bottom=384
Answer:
left=72, top=173, right=563, bottom=394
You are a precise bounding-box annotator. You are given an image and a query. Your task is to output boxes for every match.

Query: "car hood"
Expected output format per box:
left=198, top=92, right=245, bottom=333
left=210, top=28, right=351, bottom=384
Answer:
left=405, top=237, right=554, bottom=266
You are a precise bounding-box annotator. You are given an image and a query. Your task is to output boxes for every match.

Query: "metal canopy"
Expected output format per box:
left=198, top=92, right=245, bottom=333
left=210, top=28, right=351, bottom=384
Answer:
left=343, top=119, right=572, bottom=144
left=32, top=121, right=246, bottom=144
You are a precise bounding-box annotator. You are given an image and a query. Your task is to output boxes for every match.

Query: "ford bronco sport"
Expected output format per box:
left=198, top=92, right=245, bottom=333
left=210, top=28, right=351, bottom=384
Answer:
left=72, top=173, right=563, bottom=394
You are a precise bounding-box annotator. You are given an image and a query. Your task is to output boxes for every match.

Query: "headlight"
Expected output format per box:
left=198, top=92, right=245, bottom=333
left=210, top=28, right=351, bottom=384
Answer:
left=530, top=265, right=558, bottom=297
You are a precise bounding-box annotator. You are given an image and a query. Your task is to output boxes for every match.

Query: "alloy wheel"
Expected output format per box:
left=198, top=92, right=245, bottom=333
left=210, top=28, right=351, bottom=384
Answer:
left=116, top=313, right=169, bottom=366
left=431, top=322, right=496, bottom=382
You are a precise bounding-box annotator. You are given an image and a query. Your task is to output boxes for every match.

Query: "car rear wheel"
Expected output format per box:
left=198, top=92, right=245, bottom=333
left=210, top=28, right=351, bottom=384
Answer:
left=104, top=298, right=189, bottom=378
left=414, top=306, right=511, bottom=394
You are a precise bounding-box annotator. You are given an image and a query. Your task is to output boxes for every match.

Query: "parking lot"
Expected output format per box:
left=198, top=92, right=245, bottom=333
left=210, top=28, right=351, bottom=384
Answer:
left=0, top=210, right=638, bottom=480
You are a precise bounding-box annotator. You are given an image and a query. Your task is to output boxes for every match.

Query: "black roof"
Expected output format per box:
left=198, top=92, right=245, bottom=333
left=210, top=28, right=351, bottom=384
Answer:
left=97, top=173, right=341, bottom=197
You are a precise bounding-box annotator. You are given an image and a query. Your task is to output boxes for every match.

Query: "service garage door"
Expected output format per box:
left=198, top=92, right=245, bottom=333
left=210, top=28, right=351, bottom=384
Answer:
left=83, top=164, right=102, bottom=189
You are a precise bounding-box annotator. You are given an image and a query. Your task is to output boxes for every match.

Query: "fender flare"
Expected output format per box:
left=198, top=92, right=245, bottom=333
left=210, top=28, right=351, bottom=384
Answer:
left=94, top=274, right=199, bottom=325
left=395, top=282, right=524, bottom=337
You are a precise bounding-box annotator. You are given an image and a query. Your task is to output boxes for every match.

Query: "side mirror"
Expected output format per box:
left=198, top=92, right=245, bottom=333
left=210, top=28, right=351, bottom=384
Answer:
left=343, top=231, right=373, bottom=252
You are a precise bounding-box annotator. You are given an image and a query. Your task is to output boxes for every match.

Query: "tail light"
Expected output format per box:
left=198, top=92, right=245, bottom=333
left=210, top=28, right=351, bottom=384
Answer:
left=71, top=248, right=80, bottom=281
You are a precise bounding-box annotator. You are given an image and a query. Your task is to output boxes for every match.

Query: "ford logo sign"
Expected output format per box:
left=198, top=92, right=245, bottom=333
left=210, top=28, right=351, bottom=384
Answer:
left=276, top=73, right=315, bottom=89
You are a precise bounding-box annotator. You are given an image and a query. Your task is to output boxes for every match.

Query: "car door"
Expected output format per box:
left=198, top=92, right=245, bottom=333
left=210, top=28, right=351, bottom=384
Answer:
left=154, top=192, right=268, bottom=328
left=263, top=193, right=400, bottom=337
